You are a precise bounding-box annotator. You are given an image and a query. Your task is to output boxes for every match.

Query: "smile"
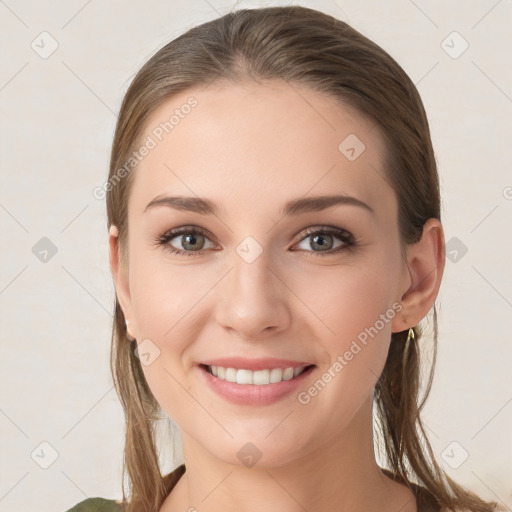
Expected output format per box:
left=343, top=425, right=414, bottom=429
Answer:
left=197, top=363, right=316, bottom=406
left=205, top=364, right=310, bottom=385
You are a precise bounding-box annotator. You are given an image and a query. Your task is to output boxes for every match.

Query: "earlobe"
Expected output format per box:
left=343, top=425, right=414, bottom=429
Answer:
left=392, top=218, right=445, bottom=332
left=109, top=224, right=134, bottom=329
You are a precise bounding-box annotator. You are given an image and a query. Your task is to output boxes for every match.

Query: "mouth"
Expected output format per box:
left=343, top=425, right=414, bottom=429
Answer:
left=199, top=363, right=316, bottom=385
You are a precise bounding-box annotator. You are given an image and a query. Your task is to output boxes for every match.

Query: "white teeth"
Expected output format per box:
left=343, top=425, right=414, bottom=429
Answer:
left=208, top=365, right=308, bottom=385
left=236, top=369, right=253, bottom=385
left=270, top=368, right=283, bottom=383
left=283, top=367, right=294, bottom=381
left=225, top=367, right=237, bottom=382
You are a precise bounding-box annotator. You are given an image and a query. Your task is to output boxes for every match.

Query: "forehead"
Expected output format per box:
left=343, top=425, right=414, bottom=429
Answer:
left=129, top=80, right=395, bottom=219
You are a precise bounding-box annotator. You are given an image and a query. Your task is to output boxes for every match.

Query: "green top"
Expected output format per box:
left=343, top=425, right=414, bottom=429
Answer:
left=65, top=497, right=122, bottom=511
left=64, top=463, right=186, bottom=512
left=65, top=465, right=441, bottom=512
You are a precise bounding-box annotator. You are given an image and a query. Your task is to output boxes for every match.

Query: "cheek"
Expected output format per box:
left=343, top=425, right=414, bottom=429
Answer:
left=299, top=254, right=399, bottom=337
left=129, top=241, right=211, bottom=333
left=129, top=255, right=210, bottom=421
left=301, top=255, right=400, bottom=381
left=291, top=263, right=399, bottom=424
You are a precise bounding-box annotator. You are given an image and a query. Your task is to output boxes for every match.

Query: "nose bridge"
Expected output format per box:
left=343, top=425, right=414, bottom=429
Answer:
left=215, top=239, right=289, bottom=338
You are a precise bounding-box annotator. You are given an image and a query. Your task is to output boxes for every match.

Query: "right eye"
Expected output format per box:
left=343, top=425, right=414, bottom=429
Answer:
left=155, top=226, right=216, bottom=257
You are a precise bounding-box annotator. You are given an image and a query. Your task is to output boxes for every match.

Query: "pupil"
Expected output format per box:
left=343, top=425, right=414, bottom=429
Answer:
left=312, top=234, right=331, bottom=250
left=184, top=234, right=202, bottom=250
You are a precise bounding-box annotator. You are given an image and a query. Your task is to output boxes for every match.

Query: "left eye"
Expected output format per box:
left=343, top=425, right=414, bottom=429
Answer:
left=156, top=225, right=355, bottom=257
left=294, top=229, right=350, bottom=253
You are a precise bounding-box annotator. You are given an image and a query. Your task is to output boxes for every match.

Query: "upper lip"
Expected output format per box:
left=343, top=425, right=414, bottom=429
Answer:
left=199, top=357, right=314, bottom=371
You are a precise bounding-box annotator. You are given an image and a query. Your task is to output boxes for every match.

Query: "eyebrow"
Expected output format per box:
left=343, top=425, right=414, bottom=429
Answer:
left=144, top=194, right=375, bottom=216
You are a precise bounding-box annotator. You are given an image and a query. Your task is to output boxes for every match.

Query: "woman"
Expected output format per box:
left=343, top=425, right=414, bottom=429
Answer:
left=67, top=6, right=502, bottom=512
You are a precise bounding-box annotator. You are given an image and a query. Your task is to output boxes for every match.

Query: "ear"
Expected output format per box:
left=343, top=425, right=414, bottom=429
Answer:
left=391, top=218, right=445, bottom=332
left=109, top=225, right=136, bottom=336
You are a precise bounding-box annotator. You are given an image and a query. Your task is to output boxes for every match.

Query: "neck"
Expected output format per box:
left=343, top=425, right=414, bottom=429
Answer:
left=160, top=395, right=416, bottom=512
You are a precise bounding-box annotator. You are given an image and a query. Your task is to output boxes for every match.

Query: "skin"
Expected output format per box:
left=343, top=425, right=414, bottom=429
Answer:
left=109, top=79, right=445, bottom=512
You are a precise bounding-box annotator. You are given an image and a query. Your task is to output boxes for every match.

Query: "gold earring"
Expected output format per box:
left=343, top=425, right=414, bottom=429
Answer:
left=406, top=327, right=415, bottom=343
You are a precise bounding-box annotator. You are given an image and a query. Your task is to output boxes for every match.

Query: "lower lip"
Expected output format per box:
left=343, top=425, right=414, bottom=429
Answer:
left=197, top=364, right=316, bottom=406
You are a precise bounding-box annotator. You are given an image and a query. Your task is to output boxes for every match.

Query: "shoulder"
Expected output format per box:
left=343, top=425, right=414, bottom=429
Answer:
left=65, top=497, right=123, bottom=512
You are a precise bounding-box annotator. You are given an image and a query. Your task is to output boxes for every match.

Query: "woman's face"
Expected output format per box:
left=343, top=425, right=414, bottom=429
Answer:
left=113, top=80, right=412, bottom=467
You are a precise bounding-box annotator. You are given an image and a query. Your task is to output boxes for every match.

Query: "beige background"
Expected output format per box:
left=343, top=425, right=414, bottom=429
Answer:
left=0, top=1, right=511, bottom=511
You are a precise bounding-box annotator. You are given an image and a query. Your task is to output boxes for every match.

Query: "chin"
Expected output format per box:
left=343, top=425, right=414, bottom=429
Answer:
left=202, top=434, right=311, bottom=470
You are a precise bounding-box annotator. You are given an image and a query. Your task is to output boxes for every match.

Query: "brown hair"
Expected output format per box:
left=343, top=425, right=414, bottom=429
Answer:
left=106, top=6, right=500, bottom=512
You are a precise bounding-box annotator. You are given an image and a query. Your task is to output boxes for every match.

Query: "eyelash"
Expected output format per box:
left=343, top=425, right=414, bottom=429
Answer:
left=154, top=225, right=357, bottom=259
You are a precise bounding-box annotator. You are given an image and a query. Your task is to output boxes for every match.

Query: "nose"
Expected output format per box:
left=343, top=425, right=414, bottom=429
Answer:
left=214, top=248, right=291, bottom=341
